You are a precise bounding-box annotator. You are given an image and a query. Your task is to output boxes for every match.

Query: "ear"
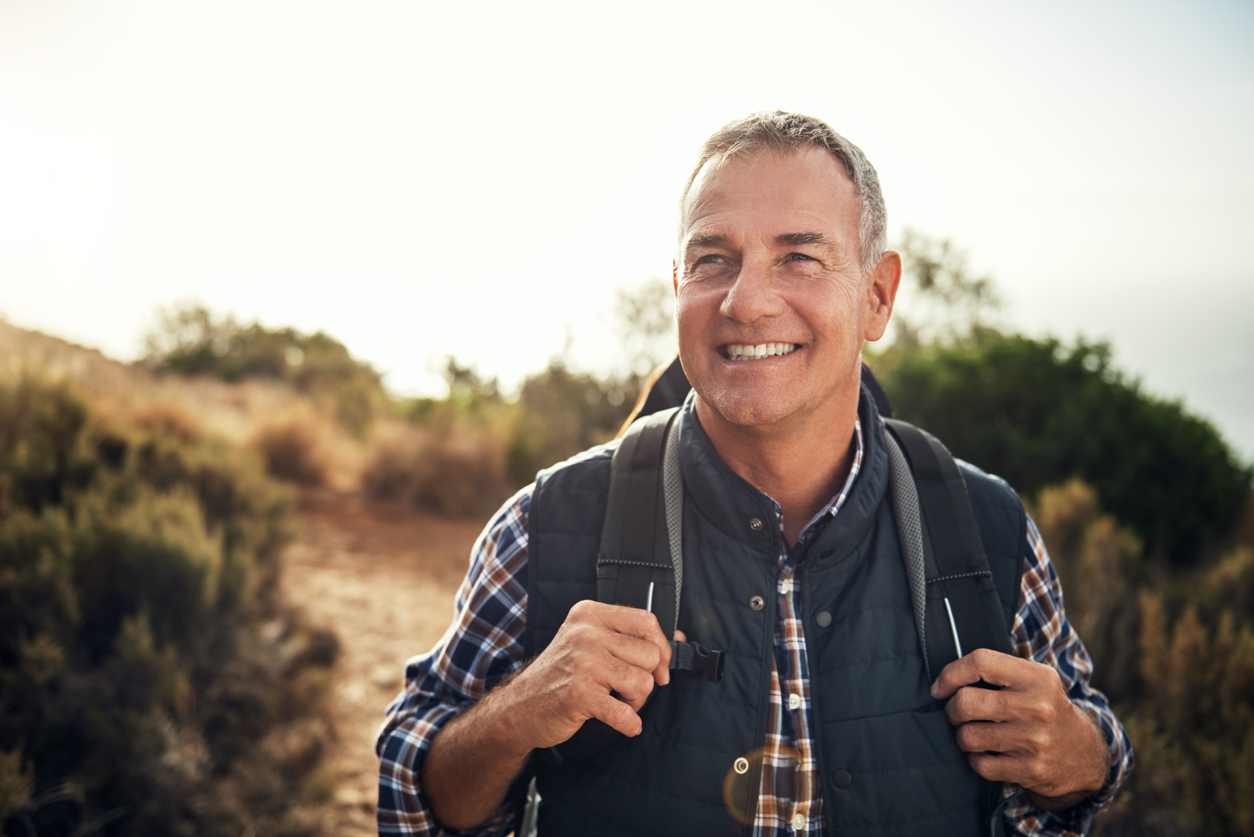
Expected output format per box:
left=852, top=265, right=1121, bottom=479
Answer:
left=863, top=250, right=902, bottom=343
left=672, top=259, right=680, bottom=295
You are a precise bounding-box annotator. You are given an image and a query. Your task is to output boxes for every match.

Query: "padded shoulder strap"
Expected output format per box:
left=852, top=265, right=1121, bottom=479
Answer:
left=597, top=407, right=680, bottom=638
left=884, top=419, right=1014, bottom=681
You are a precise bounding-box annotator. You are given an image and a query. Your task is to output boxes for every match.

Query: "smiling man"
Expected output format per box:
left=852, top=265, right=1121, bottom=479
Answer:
left=376, top=112, right=1133, bottom=836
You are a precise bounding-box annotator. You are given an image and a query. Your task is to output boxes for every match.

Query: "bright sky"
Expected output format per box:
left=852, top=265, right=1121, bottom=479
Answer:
left=2, top=0, right=1252, bottom=458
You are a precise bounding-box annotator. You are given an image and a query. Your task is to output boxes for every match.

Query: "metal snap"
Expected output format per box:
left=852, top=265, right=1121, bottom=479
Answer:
left=749, top=517, right=764, bottom=532
left=749, top=595, right=765, bottom=611
left=832, top=769, right=852, bottom=789
left=734, top=757, right=750, bottom=774
left=815, top=610, right=832, bottom=627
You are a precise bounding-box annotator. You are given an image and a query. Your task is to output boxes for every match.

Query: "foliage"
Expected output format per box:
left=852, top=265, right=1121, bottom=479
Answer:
left=252, top=418, right=330, bottom=488
left=872, top=333, right=1251, bottom=563
left=613, top=278, right=676, bottom=377
left=511, top=360, right=639, bottom=484
left=890, top=229, right=1001, bottom=347
left=381, top=354, right=642, bottom=515
left=143, top=304, right=386, bottom=436
left=1036, top=482, right=1254, bottom=836
left=0, top=376, right=337, bottom=836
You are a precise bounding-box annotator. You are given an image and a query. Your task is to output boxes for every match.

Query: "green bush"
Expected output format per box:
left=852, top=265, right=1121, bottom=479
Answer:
left=143, top=304, right=386, bottom=436
left=0, top=377, right=335, bottom=836
left=872, top=334, right=1251, bottom=563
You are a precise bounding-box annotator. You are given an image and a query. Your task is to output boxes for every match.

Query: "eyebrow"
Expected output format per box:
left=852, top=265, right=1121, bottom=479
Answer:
left=776, top=231, right=831, bottom=247
left=685, top=233, right=727, bottom=250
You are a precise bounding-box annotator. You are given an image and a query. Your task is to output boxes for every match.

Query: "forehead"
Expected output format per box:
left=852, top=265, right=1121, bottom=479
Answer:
left=681, top=146, right=860, bottom=241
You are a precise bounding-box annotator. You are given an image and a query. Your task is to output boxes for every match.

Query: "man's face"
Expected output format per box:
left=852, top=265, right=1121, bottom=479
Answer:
left=674, top=146, right=897, bottom=433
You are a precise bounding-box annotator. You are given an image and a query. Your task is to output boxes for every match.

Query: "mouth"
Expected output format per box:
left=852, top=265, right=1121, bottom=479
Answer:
left=721, top=342, right=801, bottom=361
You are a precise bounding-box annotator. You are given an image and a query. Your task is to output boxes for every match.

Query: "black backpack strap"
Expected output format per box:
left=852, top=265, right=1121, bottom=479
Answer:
left=884, top=419, right=1014, bottom=681
left=554, top=407, right=723, bottom=762
left=597, top=407, right=680, bottom=638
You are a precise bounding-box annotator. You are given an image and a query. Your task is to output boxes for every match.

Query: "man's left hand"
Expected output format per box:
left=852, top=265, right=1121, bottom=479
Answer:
left=930, top=648, right=1111, bottom=810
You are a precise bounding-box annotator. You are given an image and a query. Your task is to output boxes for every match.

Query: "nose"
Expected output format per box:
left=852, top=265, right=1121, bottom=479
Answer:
left=719, top=257, right=784, bottom=324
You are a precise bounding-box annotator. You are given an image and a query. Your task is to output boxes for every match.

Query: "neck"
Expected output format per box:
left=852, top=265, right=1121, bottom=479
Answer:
left=694, top=388, right=860, bottom=547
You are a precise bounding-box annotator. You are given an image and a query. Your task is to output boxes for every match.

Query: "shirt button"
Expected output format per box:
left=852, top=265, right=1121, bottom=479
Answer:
left=749, top=595, right=765, bottom=611
left=780, top=578, right=792, bottom=595
left=788, top=693, right=801, bottom=710
left=749, top=517, right=764, bottom=532
left=792, top=812, right=806, bottom=830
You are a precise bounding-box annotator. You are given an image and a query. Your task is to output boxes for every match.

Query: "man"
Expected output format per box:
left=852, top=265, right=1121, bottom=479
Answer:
left=377, top=112, right=1133, bottom=836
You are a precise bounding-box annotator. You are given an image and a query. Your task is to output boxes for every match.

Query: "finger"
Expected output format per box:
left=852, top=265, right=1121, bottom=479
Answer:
left=602, top=631, right=664, bottom=675
left=603, top=659, right=657, bottom=711
left=954, top=720, right=1014, bottom=755
left=589, top=690, right=643, bottom=737
left=930, top=648, right=1022, bottom=700
left=593, top=604, right=674, bottom=685
left=673, top=629, right=687, bottom=643
left=966, top=751, right=1020, bottom=783
left=944, top=684, right=1010, bottom=726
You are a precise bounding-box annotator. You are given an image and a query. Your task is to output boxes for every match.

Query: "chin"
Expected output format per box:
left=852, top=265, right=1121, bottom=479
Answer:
left=699, top=388, right=800, bottom=431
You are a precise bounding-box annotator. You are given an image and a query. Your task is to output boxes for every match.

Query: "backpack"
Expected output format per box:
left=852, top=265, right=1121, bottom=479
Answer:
left=517, top=358, right=1020, bottom=834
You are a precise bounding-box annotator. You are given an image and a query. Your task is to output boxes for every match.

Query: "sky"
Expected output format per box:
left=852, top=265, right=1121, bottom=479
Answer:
left=1, top=0, right=1252, bottom=459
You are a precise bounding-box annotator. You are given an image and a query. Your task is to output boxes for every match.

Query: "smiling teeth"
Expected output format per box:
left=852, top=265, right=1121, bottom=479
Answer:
left=726, top=343, right=799, bottom=360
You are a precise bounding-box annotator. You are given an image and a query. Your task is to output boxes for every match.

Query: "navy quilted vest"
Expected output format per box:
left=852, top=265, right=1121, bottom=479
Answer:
left=525, top=389, right=1025, bottom=836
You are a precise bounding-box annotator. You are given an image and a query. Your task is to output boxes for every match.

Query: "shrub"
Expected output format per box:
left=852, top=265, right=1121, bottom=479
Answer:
left=1030, top=480, right=1254, bottom=836
left=362, top=424, right=511, bottom=518
left=0, top=376, right=336, bottom=836
left=142, top=304, right=386, bottom=437
left=253, top=419, right=330, bottom=488
left=872, top=333, right=1251, bottom=563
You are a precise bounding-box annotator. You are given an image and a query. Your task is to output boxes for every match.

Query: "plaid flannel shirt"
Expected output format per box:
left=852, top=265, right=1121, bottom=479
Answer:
left=377, top=419, right=1134, bottom=836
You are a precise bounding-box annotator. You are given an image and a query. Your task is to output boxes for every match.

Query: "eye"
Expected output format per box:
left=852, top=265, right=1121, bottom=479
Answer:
left=788, top=253, right=815, bottom=262
left=695, top=254, right=723, bottom=265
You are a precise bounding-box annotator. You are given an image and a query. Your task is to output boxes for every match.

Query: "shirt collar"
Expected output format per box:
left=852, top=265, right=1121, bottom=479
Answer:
left=762, top=417, right=865, bottom=556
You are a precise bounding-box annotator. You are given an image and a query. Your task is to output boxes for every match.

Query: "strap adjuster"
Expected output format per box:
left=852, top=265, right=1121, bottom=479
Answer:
left=669, top=640, right=725, bottom=684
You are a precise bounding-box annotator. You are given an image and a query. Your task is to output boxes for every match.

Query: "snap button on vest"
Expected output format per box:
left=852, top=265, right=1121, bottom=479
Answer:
left=815, top=610, right=832, bottom=627
left=832, top=769, right=852, bottom=789
left=749, top=595, right=765, bottom=611
left=734, top=757, right=750, bottom=774
left=749, top=517, right=764, bottom=531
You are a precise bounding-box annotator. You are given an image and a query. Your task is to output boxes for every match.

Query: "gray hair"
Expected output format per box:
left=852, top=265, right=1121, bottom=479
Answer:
left=680, top=111, right=887, bottom=275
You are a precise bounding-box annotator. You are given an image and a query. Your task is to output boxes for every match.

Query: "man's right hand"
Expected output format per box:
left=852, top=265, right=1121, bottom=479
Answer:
left=423, top=600, right=675, bottom=830
left=502, top=600, right=675, bottom=748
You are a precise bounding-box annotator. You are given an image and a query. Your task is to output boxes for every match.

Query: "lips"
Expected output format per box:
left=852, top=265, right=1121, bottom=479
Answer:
left=722, top=342, right=800, bottom=361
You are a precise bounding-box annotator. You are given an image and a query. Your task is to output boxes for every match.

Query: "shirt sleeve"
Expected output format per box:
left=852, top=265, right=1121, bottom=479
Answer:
left=375, top=486, right=534, bottom=837
left=1002, top=512, right=1135, bottom=837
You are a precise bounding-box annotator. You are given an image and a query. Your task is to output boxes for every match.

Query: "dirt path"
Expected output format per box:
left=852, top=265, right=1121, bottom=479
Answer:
left=282, top=493, right=486, bottom=836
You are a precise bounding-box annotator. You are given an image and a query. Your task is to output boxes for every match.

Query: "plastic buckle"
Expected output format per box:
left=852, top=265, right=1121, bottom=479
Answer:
left=689, top=643, right=725, bottom=684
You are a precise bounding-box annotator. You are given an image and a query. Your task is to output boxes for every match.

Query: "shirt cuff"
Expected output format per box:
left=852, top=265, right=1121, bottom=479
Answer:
left=378, top=703, right=519, bottom=836
left=1001, top=700, right=1134, bottom=836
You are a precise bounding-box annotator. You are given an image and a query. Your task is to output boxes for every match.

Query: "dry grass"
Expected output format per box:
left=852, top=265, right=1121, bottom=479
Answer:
left=0, top=320, right=366, bottom=492
left=361, top=421, right=513, bottom=518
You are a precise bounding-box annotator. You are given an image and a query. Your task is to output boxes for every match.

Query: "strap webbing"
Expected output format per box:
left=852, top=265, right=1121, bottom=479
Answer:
left=882, top=428, right=930, bottom=678
left=884, top=419, right=1014, bottom=680
left=557, top=408, right=722, bottom=762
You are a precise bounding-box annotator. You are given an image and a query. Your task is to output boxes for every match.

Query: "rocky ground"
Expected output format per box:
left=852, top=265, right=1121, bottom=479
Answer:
left=283, top=493, right=485, bottom=836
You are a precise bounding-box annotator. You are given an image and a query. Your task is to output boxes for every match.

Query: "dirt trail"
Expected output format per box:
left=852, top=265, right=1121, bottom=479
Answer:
left=283, top=493, right=485, bottom=836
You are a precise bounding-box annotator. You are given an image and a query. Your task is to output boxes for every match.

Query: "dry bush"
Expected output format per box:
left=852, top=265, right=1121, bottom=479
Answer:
left=253, top=417, right=331, bottom=487
left=1031, top=479, right=1144, bottom=698
left=362, top=422, right=511, bottom=518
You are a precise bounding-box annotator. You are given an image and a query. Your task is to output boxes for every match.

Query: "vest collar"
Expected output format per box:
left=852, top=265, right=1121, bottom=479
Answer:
left=677, top=384, right=890, bottom=568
